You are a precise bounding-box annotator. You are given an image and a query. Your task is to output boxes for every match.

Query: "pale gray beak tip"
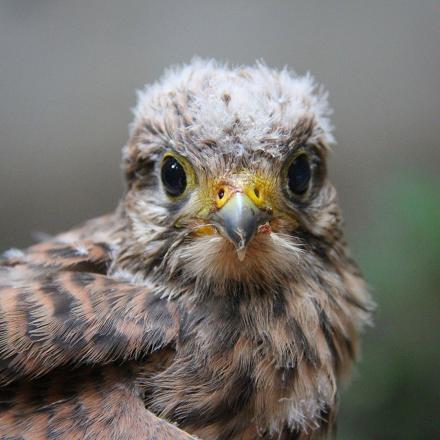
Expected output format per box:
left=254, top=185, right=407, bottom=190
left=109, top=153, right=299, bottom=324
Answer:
left=211, top=193, right=271, bottom=260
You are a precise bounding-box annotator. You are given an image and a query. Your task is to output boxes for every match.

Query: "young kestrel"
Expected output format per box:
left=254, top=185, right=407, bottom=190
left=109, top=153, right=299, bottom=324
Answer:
left=0, top=59, right=373, bottom=439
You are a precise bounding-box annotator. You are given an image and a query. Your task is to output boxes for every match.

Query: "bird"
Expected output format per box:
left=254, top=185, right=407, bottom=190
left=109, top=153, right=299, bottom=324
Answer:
left=0, top=59, right=373, bottom=439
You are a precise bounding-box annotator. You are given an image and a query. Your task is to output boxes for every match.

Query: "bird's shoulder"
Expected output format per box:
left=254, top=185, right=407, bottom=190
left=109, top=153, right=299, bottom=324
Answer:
left=0, top=214, right=181, bottom=386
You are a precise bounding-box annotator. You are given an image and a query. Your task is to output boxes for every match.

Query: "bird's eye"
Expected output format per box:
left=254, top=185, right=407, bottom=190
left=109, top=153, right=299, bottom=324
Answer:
left=161, top=156, right=187, bottom=196
left=287, top=154, right=312, bottom=195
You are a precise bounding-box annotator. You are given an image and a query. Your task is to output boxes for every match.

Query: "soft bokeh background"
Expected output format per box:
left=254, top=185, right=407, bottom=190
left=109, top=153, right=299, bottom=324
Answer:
left=0, top=1, right=438, bottom=438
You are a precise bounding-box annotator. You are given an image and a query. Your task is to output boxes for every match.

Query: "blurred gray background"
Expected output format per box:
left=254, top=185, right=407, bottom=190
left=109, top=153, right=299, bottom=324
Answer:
left=1, top=1, right=439, bottom=439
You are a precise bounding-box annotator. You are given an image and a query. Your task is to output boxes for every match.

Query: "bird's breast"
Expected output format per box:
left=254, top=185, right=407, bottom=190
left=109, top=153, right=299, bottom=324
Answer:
left=141, top=292, right=337, bottom=439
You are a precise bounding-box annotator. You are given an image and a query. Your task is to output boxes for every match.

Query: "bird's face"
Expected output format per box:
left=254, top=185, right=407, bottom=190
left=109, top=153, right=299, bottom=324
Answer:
left=159, top=146, right=317, bottom=259
left=117, top=61, right=342, bottom=291
left=154, top=144, right=326, bottom=266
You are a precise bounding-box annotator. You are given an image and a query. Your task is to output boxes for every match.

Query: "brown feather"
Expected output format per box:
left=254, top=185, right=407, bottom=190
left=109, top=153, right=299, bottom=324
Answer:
left=0, top=60, right=373, bottom=439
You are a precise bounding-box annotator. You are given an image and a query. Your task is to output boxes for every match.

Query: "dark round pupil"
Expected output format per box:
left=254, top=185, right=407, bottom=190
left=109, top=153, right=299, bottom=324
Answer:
left=287, top=154, right=311, bottom=195
left=161, top=157, right=187, bottom=196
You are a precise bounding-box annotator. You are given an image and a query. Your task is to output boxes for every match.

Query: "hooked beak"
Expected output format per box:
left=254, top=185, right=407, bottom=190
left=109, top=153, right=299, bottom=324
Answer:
left=211, top=192, right=271, bottom=261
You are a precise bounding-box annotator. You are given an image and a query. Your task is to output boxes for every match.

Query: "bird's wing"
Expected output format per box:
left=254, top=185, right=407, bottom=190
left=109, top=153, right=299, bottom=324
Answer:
left=0, top=239, right=179, bottom=385
left=0, top=240, right=194, bottom=438
left=0, top=362, right=194, bottom=440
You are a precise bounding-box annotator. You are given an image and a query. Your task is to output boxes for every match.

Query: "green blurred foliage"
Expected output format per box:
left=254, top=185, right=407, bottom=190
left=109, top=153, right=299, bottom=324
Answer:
left=339, top=172, right=440, bottom=439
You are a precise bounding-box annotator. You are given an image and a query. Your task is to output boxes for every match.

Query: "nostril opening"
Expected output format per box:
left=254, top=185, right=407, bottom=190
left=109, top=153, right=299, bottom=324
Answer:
left=218, top=188, right=225, bottom=199
left=254, top=187, right=260, bottom=198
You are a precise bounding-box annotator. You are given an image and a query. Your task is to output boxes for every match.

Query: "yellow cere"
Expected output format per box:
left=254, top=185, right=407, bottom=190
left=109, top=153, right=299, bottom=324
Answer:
left=240, top=172, right=277, bottom=209
left=215, top=185, right=234, bottom=209
left=169, top=161, right=283, bottom=236
left=208, top=171, right=278, bottom=212
left=193, top=224, right=217, bottom=236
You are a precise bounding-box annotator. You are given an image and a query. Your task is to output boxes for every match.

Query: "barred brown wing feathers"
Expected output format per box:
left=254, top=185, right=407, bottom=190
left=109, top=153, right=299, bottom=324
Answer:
left=0, top=364, right=195, bottom=440
left=0, top=240, right=178, bottom=385
left=0, top=239, right=195, bottom=438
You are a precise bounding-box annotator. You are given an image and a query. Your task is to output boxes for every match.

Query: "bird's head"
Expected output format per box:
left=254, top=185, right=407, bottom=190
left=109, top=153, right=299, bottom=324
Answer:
left=116, top=59, right=345, bottom=296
